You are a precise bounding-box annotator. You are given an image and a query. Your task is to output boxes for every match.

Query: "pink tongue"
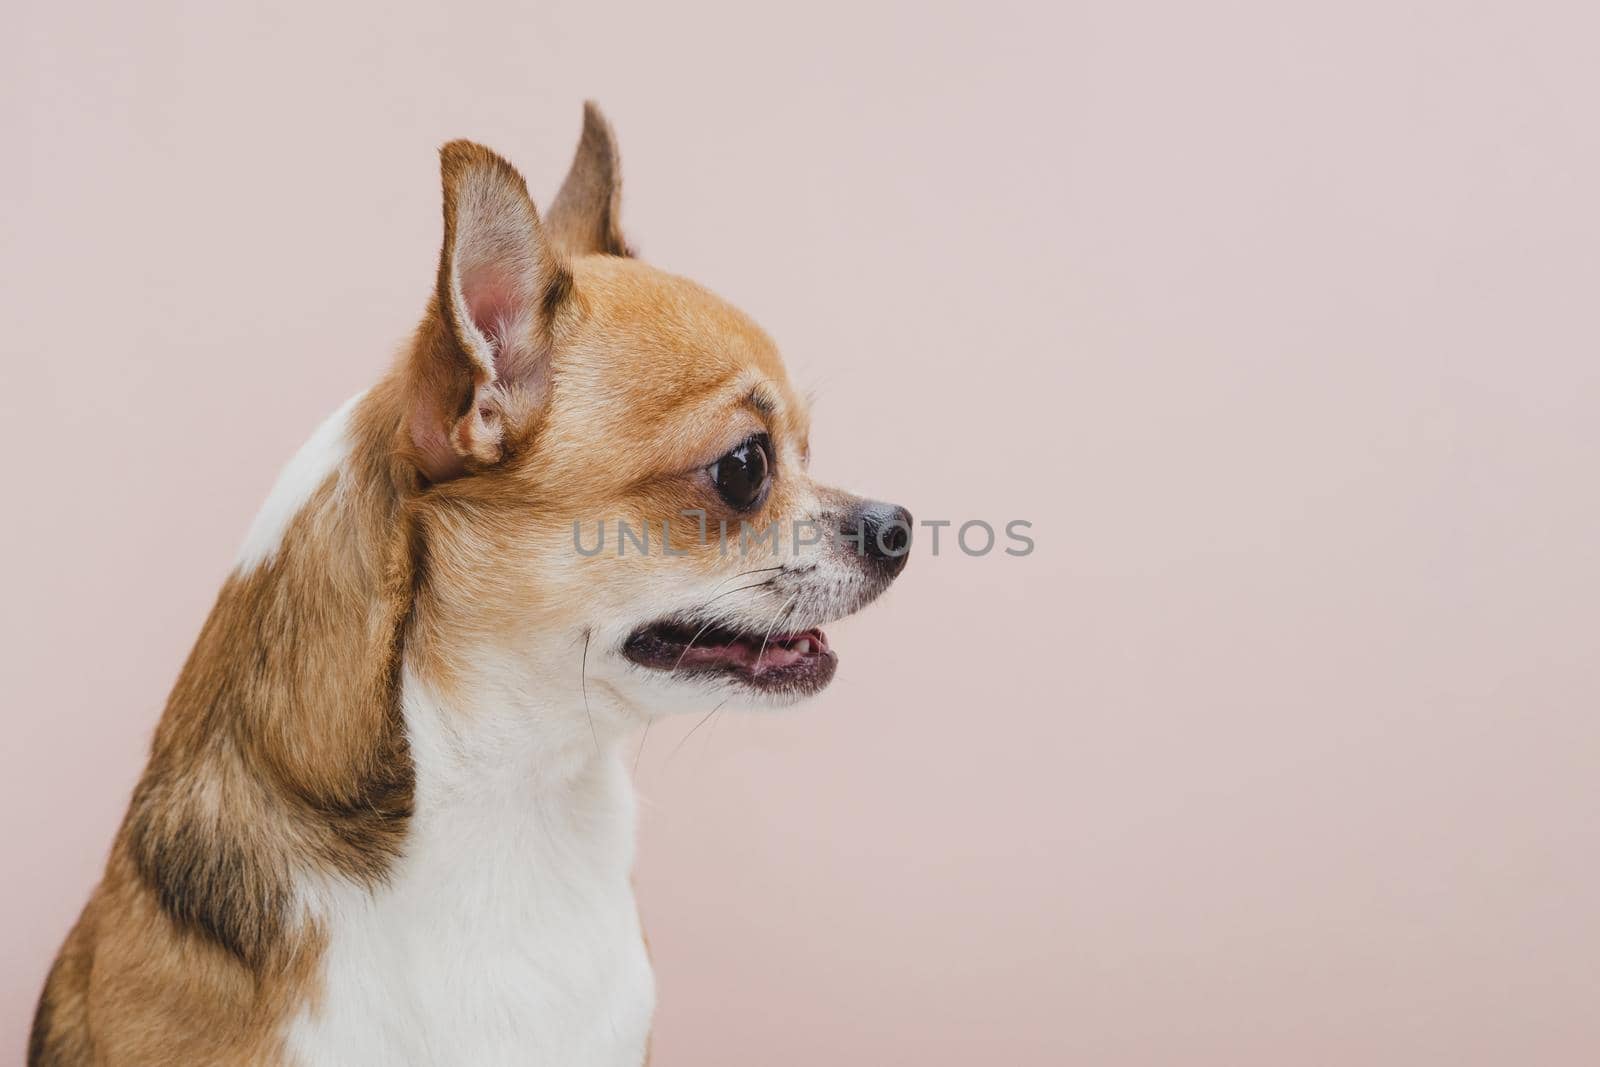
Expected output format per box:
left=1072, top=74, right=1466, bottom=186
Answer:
left=754, top=642, right=806, bottom=670
left=676, top=631, right=822, bottom=672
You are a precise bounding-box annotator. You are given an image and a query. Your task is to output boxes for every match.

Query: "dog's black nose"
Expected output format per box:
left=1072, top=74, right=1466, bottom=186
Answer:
left=847, top=500, right=913, bottom=578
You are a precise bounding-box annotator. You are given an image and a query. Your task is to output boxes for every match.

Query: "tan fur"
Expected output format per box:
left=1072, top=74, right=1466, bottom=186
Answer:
left=32, top=104, right=835, bottom=1065
left=545, top=102, right=631, bottom=258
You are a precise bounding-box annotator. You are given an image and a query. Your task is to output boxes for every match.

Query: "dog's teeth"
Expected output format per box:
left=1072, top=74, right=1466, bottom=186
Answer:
left=793, top=638, right=813, bottom=654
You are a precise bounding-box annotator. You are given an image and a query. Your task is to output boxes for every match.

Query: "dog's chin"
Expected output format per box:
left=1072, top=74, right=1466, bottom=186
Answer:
left=622, top=617, right=838, bottom=700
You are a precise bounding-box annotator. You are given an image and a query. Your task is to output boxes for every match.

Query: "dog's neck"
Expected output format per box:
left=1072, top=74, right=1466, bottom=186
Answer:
left=397, top=660, right=636, bottom=868
left=403, top=655, right=631, bottom=788
left=263, top=398, right=653, bottom=1061
left=268, top=434, right=652, bottom=1063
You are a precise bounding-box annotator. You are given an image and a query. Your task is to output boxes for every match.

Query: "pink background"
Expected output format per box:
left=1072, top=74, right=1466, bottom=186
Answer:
left=5, top=1, right=1599, bottom=1063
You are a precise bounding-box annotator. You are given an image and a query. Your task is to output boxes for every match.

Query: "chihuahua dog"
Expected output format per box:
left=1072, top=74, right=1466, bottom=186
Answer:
left=30, top=103, right=909, bottom=1066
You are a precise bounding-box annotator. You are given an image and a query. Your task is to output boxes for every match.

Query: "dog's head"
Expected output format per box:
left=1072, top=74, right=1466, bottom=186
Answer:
left=397, top=105, right=909, bottom=718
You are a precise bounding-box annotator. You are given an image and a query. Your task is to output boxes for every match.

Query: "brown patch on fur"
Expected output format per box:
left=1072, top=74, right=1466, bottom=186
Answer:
left=34, top=851, right=330, bottom=1066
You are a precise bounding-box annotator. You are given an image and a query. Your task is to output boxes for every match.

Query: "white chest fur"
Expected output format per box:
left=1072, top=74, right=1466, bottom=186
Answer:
left=284, top=675, right=655, bottom=1067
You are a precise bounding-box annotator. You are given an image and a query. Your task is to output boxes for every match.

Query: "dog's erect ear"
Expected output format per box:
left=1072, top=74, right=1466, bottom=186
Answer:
left=544, top=101, right=630, bottom=258
left=408, top=141, right=571, bottom=483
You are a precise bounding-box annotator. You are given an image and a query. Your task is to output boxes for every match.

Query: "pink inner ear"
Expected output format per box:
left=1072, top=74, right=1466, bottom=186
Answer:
left=462, top=267, right=519, bottom=362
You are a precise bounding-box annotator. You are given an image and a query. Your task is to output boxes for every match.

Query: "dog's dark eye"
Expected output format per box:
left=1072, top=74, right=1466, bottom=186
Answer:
left=711, top=434, right=771, bottom=511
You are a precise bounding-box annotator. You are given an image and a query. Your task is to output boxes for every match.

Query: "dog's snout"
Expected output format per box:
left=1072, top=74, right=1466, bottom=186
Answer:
left=845, top=500, right=912, bottom=578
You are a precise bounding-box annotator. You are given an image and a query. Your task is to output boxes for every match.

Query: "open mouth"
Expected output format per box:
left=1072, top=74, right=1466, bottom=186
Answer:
left=623, top=618, right=837, bottom=694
